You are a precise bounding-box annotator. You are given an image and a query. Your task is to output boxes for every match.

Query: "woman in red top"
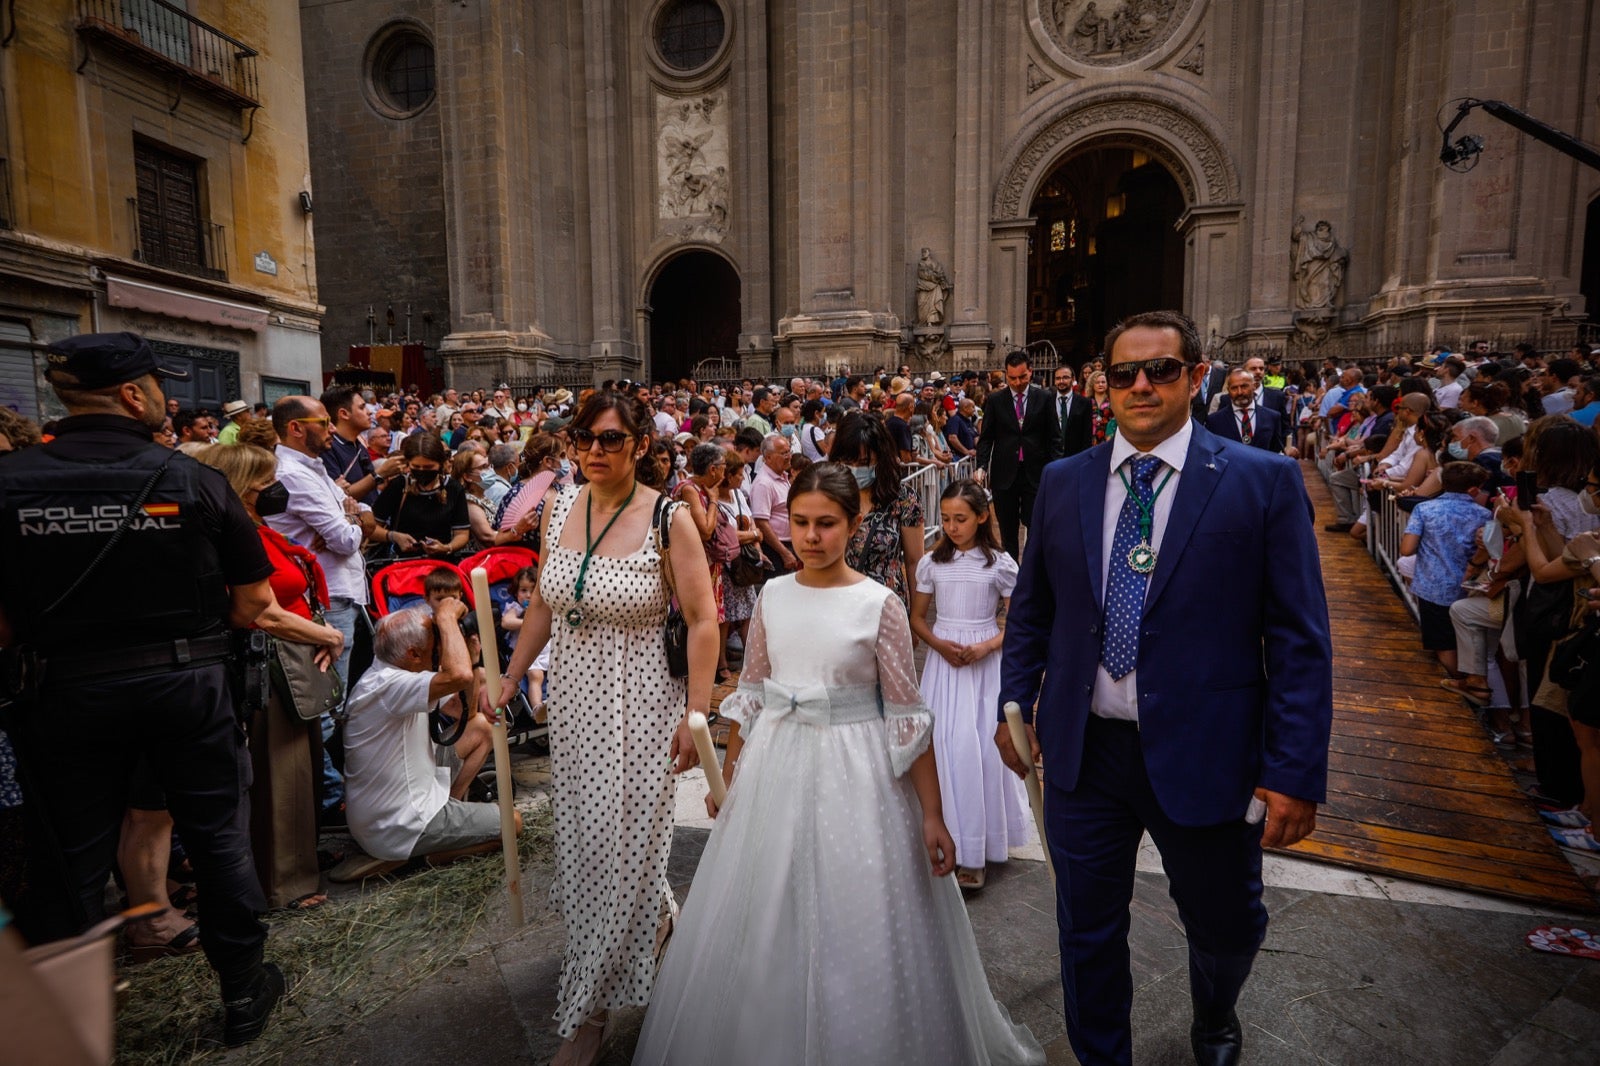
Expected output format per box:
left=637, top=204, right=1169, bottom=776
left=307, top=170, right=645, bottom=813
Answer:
left=201, top=444, right=344, bottom=909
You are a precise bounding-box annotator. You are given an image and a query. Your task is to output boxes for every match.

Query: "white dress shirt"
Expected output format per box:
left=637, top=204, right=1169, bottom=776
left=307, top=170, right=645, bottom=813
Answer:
left=267, top=444, right=369, bottom=604
left=1092, top=419, right=1192, bottom=723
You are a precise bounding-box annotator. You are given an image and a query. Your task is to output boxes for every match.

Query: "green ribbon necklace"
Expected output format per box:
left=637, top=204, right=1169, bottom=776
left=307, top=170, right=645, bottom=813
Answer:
left=565, top=481, right=638, bottom=628
left=1116, top=464, right=1175, bottom=575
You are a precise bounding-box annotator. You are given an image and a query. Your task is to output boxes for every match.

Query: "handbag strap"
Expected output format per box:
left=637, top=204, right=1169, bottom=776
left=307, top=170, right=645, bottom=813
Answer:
left=654, top=492, right=678, bottom=604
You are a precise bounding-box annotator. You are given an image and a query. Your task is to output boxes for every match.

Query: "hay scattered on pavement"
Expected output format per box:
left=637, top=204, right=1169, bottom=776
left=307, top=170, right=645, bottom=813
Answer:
left=116, top=803, right=553, bottom=1066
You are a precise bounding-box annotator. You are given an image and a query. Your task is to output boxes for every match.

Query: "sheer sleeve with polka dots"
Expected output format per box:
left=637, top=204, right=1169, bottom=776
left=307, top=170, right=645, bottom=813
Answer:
left=875, top=592, right=934, bottom=777
left=718, top=586, right=771, bottom=729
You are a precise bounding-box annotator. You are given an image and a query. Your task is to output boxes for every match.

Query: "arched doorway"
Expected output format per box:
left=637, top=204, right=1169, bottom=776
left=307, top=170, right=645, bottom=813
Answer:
left=1025, top=147, right=1185, bottom=363
left=647, top=250, right=741, bottom=383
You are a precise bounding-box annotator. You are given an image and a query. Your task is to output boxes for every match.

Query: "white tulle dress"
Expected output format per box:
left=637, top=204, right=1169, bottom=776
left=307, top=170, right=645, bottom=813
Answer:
left=631, top=574, right=1043, bottom=1066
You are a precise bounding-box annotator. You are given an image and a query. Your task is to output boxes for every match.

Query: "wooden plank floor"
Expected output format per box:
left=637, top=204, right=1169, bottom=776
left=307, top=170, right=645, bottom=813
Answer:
left=1291, top=467, right=1596, bottom=911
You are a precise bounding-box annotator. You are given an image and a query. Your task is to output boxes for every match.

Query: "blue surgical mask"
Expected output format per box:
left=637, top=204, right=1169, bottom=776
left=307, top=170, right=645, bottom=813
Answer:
left=558, top=459, right=571, bottom=478
left=780, top=424, right=797, bottom=438
left=851, top=466, right=876, bottom=489
left=1447, top=441, right=1469, bottom=460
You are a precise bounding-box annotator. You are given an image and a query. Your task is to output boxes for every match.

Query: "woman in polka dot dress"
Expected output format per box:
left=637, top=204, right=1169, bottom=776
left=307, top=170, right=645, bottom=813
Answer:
left=633, top=464, right=1043, bottom=1066
left=496, top=393, right=720, bottom=1066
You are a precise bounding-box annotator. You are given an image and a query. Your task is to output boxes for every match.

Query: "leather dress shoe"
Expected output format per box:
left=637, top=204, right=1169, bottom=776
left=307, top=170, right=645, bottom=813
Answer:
left=223, top=962, right=286, bottom=1047
left=1190, top=1009, right=1242, bottom=1066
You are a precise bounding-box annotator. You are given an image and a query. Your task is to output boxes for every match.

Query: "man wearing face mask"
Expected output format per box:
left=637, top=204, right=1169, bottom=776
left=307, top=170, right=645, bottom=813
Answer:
left=265, top=395, right=372, bottom=826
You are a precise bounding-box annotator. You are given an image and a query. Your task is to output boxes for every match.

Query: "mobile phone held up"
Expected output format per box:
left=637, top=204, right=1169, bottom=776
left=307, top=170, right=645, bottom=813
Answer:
left=1515, top=471, right=1539, bottom=510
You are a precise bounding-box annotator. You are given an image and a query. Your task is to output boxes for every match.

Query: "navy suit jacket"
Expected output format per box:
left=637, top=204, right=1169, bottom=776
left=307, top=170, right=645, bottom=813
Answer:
left=998, top=422, right=1333, bottom=826
left=1205, top=404, right=1285, bottom=453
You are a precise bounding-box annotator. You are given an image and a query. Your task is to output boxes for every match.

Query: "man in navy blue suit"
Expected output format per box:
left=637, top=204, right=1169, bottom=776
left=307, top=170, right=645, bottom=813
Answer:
left=1205, top=367, right=1286, bottom=453
left=996, top=310, right=1333, bottom=1066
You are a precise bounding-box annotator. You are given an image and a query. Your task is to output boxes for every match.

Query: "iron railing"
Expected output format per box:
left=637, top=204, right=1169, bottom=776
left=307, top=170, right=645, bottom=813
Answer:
left=127, top=196, right=227, bottom=280
left=900, top=455, right=977, bottom=548
left=77, top=0, right=260, bottom=108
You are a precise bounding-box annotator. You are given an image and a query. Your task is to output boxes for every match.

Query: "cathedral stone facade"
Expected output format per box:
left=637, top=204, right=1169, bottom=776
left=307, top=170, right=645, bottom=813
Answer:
left=300, top=0, right=1600, bottom=387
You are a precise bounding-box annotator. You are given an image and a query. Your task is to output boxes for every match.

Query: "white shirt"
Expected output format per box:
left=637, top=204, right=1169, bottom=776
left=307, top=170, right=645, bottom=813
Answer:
left=1434, top=380, right=1464, bottom=409
left=343, top=661, right=450, bottom=860
left=654, top=410, right=677, bottom=437
left=1232, top=403, right=1258, bottom=439
left=1377, top=426, right=1422, bottom=480
left=1543, top=388, right=1576, bottom=416
left=1093, top=420, right=1192, bottom=723
left=266, top=444, right=368, bottom=604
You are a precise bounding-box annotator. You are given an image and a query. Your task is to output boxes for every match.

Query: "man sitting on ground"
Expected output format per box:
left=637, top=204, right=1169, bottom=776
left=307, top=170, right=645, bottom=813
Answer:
left=342, top=598, right=518, bottom=873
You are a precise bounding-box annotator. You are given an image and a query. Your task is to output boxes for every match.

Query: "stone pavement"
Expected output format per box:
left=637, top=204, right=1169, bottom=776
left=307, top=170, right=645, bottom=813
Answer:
left=305, top=768, right=1600, bottom=1066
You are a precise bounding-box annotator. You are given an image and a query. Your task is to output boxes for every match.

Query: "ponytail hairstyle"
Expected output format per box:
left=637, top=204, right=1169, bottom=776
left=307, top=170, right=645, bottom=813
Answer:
left=786, top=461, right=861, bottom=521
left=930, top=478, right=1000, bottom=566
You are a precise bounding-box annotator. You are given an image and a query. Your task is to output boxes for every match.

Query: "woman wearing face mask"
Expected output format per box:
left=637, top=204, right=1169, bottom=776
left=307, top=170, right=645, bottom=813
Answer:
left=198, top=443, right=343, bottom=910
left=798, top=399, right=829, bottom=461
left=371, top=432, right=471, bottom=557
left=829, top=412, right=925, bottom=608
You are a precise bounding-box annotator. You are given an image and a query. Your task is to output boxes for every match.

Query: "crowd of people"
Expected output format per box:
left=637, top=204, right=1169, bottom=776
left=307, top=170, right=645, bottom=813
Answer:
left=1299, top=339, right=1600, bottom=859
left=2, top=317, right=1597, bottom=1064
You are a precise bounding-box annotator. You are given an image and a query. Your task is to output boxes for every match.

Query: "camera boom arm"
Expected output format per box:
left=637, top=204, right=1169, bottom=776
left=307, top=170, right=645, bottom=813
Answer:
left=1440, top=98, right=1600, bottom=172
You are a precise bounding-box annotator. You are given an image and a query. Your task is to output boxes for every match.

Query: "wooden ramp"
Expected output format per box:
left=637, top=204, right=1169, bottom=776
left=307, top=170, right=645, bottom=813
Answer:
left=1290, top=468, right=1596, bottom=911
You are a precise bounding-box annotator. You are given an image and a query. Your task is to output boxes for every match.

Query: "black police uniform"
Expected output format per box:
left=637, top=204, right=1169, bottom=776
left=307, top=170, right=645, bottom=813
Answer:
left=0, top=412, right=274, bottom=994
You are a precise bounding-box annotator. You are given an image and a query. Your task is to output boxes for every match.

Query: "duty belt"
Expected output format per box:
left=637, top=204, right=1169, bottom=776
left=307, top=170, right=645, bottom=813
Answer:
left=41, top=633, right=235, bottom=688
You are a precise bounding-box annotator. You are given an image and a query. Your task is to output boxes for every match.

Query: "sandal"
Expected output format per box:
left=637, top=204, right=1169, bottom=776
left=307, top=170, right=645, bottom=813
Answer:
left=287, top=892, right=328, bottom=910
left=125, top=921, right=202, bottom=964
left=552, top=1012, right=610, bottom=1066
left=1439, top=678, right=1492, bottom=706
left=167, top=882, right=199, bottom=912
left=955, top=866, right=987, bottom=891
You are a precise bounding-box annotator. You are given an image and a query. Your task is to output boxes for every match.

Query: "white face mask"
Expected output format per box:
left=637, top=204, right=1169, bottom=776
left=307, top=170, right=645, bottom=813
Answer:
left=1582, top=488, right=1600, bottom=516
left=516, top=403, right=527, bottom=412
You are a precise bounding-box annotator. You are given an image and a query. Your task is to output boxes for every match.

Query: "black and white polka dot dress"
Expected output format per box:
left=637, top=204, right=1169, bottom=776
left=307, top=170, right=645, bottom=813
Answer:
left=540, top=485, right=686, bottom=1038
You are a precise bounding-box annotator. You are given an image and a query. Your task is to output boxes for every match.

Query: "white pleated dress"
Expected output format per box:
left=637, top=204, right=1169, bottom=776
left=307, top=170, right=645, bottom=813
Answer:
left=632, top=574, right=1043, bottom=1066
left=915, top=549, right=1032, bottom=870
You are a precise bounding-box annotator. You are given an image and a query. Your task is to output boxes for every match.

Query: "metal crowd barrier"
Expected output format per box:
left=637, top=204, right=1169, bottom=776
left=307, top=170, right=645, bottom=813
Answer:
left=900, top=455, right=976, bottom=547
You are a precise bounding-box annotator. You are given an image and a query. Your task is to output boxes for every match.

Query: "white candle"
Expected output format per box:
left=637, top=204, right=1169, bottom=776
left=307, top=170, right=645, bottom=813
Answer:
left=471, top=566, right=524, bottom=926
left=1004, top=701, right=1053, bottom=881
left=687, top=711, right=727, bottom=807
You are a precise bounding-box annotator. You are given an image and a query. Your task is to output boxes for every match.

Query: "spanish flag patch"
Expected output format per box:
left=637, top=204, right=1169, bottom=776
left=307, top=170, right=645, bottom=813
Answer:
left=142, top=503, right=180, bottom=517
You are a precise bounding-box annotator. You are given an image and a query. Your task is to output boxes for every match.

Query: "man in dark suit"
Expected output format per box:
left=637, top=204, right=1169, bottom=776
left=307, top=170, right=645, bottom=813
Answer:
left=976, top=350, right=1063, bottom=558
left=1191, top=358, right=1230, bottom=420
left=996, top=310, right=1333, bottom=1066
left=1052, top=364, right=1095, bottom=458
left=1209, top=356, right=1289, bottom=421
left=1206, top=368, right=1286, bottom=452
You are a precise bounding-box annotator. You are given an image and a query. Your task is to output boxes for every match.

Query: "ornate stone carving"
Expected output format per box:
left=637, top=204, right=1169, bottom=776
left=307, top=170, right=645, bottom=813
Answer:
left=657, top=90, right=729, bottom=238
left=1026, top=58, right=1054, bottom=94
left=1176, top=41, right=1204, bottom=75
left=1042, top=0, right=1196, bottom=67
left=1291, top=216, right=1349, bottom=346
left=991, top=94, right=1238, bottom=220
left=914, top=247, right=952, bottom=327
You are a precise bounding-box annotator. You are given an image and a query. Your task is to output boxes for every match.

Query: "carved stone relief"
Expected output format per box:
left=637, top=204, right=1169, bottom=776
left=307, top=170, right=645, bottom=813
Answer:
left=1290, top=216, right=1349, bottom=346
left=657, top=89, right=730, bottom=240
left=1176, top=41, right=1204, bottom=75
left=1042, top=0, right=1197, bottom=67
left=1026, top=58, right=1055, bottom=94
left=992, top=94, right=1239, bottom=220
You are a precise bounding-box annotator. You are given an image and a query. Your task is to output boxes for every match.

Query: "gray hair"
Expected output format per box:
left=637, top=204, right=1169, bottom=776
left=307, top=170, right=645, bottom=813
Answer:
left=1455, top=415, right=1499, bottom=446
left=374, top=606, right=432, bottom=666
left=487, top=443, right=518, bottom=469
left=760, top=432, right=788, bottom=458
left=689, top=442, right=726, bottom=475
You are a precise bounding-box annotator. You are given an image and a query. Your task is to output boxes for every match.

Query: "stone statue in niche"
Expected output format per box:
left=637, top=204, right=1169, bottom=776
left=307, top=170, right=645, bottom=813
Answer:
left=658, top=90, right=730, bottom=236
left=1044, top=0, right=1191, bottom=66
left=914, top=248, right=952, bottom=327
left=1291, top=216, right=1349, bottom=345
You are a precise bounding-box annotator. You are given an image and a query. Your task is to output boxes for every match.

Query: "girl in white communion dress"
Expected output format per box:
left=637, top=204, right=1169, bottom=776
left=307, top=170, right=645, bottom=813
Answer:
left=632, top=463, right=1043, bottom=1066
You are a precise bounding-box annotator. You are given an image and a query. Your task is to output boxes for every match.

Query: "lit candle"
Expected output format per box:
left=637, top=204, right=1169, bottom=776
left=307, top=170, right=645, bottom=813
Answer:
left=471, top=566, right=524, bottom=926
left=1004, top=701, right=1053, bottom=880
left=687, top=711, right=726, bottom=808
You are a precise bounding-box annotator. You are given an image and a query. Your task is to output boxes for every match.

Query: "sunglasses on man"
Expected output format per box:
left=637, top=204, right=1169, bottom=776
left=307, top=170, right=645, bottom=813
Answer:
left=1104, top=358, right=1192, bottom=390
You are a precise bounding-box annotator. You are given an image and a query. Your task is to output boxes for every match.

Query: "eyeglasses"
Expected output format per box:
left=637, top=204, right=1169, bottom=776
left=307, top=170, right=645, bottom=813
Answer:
left=293, top=416, right=330, bottom=426
left=571, top=428, right=633, bottom=453
left=1104, top=358, right=1191, bottom=390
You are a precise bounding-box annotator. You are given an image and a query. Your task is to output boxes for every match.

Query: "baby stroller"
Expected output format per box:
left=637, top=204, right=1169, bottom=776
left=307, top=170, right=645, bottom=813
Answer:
left=458, top=546, right=547, bottom=754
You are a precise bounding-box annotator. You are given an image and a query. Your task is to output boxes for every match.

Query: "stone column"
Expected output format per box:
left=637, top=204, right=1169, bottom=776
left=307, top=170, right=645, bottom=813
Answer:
left=1237, top=0, right=1303, bottom=337
left=986, top=218, right=1035, bottom=369
left=947, top=0, right=994, bottom=366
left=1181, top=204, right=1244, bottom=351
left=582, top=0, right=638, bottom=380
left=435, top=0, right=552, bottom=385
left=733, top=0, right=774, bottom=374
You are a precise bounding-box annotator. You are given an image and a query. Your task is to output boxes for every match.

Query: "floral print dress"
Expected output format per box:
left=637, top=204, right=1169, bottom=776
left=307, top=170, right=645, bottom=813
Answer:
left=846, top=484, right=924, bottom=608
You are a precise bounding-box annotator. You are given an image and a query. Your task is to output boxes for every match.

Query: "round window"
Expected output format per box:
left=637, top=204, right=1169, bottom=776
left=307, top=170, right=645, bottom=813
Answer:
left=372, top=31, right=436, bottom=115
left=656, top=1, right=725, bottom=72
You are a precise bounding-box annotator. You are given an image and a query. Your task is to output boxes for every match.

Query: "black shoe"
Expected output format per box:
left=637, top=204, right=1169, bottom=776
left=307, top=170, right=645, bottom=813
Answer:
left=1190, top=1009, right=1242, bottom=1066
left=319, top=803, right=348, bottom=831
left=223, top=963, right=286, bottom=1047
left=1323, top=522, right=1354, bottom=533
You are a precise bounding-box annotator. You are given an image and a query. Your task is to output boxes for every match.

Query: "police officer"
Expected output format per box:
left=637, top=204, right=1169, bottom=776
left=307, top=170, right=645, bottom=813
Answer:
left=0, top=332, right=285, bottom=1045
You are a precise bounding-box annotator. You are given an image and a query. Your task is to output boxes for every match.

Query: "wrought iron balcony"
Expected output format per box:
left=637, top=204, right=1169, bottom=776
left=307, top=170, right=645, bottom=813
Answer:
left=127, top=197, right=227, bottom=281
left=78, top=0, right=260, bottom=109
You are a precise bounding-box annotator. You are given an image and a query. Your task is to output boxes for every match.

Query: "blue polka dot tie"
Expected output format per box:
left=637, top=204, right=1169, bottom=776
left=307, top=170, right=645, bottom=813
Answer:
left=1101, top=454, right=1164, bottom=680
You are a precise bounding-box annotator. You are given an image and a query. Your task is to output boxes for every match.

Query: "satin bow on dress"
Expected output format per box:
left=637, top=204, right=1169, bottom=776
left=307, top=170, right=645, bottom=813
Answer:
left=762, top=678, right=833, bottom=727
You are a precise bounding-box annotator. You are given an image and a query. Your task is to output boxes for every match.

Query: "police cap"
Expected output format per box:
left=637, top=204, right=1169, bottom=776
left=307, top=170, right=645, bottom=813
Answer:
left=44, top=332, right=189, bottom=388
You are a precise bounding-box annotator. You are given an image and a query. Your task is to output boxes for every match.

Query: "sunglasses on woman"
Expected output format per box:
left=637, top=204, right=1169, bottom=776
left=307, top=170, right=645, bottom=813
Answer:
left=1104, top=357, right=1191, bottom=390
left=570, top=428, right=633, bottom=453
